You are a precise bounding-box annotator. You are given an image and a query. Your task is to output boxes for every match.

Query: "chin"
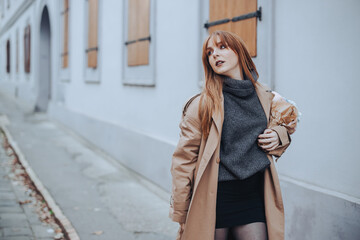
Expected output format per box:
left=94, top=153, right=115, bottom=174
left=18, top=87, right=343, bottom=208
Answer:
left=216, top=71, right=229, bottom=77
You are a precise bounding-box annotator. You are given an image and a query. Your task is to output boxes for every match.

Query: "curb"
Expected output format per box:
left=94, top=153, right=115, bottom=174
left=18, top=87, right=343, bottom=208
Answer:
left=0, top=121, right=81, bottom=240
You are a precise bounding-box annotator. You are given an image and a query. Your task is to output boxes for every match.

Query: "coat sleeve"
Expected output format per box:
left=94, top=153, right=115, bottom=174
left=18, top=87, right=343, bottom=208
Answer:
left=169, top=114, right=201, bottom=223
left=267, top=125, right=292, bottom=161
left=266, top=90, right=298, bottom=161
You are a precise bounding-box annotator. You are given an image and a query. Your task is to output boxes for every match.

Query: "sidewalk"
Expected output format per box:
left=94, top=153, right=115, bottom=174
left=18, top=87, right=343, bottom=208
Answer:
left=0, top=132, right=63, bottom=240
left=0, top=92, right=178, bottom=240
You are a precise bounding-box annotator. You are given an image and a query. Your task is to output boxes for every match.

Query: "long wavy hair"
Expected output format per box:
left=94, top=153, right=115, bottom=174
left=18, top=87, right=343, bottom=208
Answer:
left=199, top=31, right=259, bottom=139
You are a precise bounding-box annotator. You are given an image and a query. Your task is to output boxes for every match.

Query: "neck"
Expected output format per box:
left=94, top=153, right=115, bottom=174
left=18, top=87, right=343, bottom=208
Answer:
left=226, top=68, right=244, bottom=80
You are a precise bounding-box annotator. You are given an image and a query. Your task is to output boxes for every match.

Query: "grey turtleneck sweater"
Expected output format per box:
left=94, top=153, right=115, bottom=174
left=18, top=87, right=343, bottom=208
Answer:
left=218, top=77, right=270, bottom=181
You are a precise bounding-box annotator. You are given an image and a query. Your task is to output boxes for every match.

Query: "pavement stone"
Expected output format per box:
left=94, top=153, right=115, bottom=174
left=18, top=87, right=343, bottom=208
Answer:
left=21, top=206, right=44, bottom=225
left=0, top=237, right=34, bottom=240
left=0, top=192, right=17, bottom=200
left=0, top=206, right=23, bottom=213
left=0, top=200, right=19, bottom=207
left=0, top=187, right=13, bottom=192
left=31, top=224, right=56, bottom=239
left=2, top=227, right=33, bottom=237
left=0, top=218, right=29, bottom=228
left=0, top=213, right=28, bottom=220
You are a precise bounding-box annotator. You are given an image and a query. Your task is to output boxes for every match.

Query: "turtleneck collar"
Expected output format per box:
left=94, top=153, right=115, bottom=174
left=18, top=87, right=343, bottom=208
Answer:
left=222, top=77, right=255, bottom=98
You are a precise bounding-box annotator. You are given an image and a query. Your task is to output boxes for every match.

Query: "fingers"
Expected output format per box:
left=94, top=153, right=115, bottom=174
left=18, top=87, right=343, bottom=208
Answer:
left=259, top=142, right=279, bottom=151
left=264, top=128, right=273, bottom=134
left=261, top=141, right=278, bottom=150
left=258, top=129, right=279, bottom=151
left=258, top=137, right=276, bottom=144
left=267, top=144, right=278, bottom=151
left=258, top=129, right=276, bottom=139
left=258, top=133, right=277, bottom=144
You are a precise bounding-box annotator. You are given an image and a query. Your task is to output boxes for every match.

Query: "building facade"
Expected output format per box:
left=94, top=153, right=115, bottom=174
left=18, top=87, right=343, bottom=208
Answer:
left=0, top=0, right=359, bottom=239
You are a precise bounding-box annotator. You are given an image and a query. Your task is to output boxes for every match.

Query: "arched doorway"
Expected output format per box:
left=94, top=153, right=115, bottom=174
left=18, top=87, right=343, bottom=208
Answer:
left=35, top=6, right=51, bottom=112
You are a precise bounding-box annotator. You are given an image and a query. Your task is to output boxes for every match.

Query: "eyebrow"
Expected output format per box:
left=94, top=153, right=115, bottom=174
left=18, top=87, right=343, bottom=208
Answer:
left=206, top=41, right=223, bottom=50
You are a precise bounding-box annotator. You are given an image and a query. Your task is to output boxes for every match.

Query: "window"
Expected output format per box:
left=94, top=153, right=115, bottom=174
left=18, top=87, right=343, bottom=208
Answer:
left=86, top=0, right=98, bottom=69
left=84, top=0, right=100, bottom=83
left=208, top=0, right=258, bottom=57
left=24, top=25, right=31, bottom=73
left=123, top=0, right=155, bottom=86
left=16, top=30, right=19, bottom=74
left=126, top=0, right=150, bottom=66
left=61, top=0, right=69, bottom=69
left=6, top=39, right=10, bottom=73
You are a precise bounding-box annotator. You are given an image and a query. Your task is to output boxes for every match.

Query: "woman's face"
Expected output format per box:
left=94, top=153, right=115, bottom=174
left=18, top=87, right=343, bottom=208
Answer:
left=206, top=36, right=241, bottom=79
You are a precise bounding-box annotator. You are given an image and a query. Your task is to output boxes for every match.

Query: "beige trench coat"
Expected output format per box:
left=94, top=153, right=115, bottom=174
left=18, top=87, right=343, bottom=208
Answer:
left=169, top=81, right=292, bottom=240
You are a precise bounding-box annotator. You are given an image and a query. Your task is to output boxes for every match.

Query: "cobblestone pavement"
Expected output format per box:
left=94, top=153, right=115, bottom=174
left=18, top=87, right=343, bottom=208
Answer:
left=0, top=133, right=61, bottom=240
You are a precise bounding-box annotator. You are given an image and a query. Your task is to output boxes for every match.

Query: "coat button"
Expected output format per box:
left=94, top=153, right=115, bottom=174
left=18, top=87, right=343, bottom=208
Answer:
left=216, top=157, right=220, bottom=164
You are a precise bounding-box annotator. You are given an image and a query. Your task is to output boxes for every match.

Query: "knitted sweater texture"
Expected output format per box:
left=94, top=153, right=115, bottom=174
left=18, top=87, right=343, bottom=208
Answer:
left=218, top=77, right=270, bottom=181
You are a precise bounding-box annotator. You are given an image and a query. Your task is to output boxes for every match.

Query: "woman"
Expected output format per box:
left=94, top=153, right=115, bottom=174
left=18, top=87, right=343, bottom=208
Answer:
left=169, top=30, right=294, bottom=240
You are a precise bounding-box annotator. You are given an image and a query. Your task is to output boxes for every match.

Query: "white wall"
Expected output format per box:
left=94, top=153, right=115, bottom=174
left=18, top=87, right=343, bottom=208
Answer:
left=0, top=0, right=37, bottom=104
left=59, top=0, right=202, bottom=147
left=274, top=0, right=360, bottom=199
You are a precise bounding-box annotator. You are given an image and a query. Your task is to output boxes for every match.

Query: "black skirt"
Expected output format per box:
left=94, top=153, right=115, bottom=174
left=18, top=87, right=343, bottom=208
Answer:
left=215, top=171, right=266, bottom=229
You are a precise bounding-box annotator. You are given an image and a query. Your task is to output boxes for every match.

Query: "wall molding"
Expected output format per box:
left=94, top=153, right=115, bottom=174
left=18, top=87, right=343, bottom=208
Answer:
left=279, top=174, right=360, bottom=205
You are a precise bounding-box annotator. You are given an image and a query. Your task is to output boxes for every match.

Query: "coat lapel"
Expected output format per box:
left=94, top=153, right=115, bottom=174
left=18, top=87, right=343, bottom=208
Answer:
left=255, top=81, right=275, bottom=124
left=212, top=94, right=224, bottom=134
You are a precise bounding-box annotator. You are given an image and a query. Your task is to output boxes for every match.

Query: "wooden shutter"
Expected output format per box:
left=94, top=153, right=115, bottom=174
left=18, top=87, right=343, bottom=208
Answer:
left=6, top=40, right=10, bottom=73
left=62, top=0, right=69, bottom=68
left=209, top=0, right=257, bottom=57
left=24, top=25, right=31, bottom=73
left=87, top=0, right=98, bottom=68
left=127, top=0, right=150, bottom=66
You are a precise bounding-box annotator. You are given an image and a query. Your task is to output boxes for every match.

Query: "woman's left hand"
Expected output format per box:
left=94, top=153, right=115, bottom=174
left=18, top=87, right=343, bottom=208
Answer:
left=257, top=129, right=280, bottom=151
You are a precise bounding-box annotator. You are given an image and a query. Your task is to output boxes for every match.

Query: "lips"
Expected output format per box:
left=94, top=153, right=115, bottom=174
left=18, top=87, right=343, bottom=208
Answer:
left=216, top=60, right=225, bottom=67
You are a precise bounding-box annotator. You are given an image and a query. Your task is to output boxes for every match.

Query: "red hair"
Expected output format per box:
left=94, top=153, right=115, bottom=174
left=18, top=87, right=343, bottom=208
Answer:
left=199, top=31, right=259, bottom=139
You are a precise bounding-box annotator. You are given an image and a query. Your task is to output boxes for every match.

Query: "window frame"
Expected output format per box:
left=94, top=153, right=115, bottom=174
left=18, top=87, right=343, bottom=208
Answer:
left=122, top=0, right=156, bottom=87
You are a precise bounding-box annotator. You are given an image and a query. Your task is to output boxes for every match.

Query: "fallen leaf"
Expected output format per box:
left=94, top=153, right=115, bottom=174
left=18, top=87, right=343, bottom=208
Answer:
left=92, top=230, right=104, bottom=235
left=18, top=200, right=32, bottom=205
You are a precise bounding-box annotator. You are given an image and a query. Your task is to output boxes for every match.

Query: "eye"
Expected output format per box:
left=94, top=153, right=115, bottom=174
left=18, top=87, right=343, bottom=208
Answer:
left=207, top=50, right=213, bottom=56
left=220, top=44, right=226, bottom=49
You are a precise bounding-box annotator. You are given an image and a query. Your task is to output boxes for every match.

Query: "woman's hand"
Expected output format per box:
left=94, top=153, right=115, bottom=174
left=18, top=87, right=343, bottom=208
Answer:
left=257, top=129, right=280, bottom=151
left=179, top=223, right=185, bottom=234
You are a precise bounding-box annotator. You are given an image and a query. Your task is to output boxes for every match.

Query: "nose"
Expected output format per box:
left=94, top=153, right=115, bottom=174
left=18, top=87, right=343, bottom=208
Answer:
left=212, top=49, right=219, bottom=58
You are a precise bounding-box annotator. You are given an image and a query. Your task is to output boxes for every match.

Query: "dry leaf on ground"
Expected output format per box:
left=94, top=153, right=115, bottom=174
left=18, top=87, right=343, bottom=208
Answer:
left=92, top=230, right=104, bottom=235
